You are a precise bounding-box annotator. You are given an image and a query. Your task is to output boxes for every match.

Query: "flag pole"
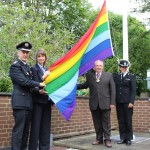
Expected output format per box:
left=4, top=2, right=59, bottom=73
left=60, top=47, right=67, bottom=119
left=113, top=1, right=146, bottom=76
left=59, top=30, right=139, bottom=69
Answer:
left=123, top=0, right=129, bottom=61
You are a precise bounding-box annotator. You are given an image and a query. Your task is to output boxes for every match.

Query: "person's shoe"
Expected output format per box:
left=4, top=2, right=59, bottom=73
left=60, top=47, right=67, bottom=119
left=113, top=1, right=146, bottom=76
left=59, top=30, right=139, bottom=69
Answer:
left=92, top=140, right=103, bottom=145
left=117, top=139, right=126, bottom=144
left=126, top=140, right=131, bottom=145
left=104, top=140, right=112, bottom=148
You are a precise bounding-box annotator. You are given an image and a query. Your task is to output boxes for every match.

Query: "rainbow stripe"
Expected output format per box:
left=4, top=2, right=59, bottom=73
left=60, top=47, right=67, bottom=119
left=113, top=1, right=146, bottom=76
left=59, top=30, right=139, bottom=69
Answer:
left=45, top=0, right=113, bottom=120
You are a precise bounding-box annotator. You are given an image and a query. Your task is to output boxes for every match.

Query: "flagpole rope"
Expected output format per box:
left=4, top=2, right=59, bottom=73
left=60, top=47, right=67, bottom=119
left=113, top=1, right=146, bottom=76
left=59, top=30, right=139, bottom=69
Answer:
left=108, top=13, right=120, bottom=62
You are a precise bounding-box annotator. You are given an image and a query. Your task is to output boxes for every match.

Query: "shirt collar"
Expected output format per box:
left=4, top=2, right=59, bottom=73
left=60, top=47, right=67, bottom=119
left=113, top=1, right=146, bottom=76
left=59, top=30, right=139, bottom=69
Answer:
left=19, top=58, right=27, bottom=65
left=121, top=71, right=128, bottom=77
left=37, top=63, right=46, bottom=71
left=38, top=63, right=45, bottom=68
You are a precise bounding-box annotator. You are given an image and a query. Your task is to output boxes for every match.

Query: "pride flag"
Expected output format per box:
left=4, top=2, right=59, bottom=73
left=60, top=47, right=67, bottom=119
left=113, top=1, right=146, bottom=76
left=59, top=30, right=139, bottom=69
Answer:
left=45, top=0, right=113, bottom=120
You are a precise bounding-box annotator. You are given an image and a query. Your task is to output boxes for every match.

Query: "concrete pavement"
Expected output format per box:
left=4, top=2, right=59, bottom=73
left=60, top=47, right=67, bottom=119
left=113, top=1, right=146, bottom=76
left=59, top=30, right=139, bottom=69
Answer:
left=0, top=130, right=150, bottom=150
left=53, top=130, right=150, bottom=150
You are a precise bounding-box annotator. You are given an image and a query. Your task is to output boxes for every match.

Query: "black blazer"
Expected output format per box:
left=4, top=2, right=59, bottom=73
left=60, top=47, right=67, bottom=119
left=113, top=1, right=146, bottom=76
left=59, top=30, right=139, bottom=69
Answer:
left=9, top=59, right=39, bottom=110
left=31, top=64, right=50, bottom=104
left=114, top=72, right=136, bottom=104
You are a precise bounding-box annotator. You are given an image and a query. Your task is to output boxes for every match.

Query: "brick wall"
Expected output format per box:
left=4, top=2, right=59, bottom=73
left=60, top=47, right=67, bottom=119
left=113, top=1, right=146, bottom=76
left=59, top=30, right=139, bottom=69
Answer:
left=51, top=97, right=94, bottom=139
left=132, top=100, right=150, bottom=132
left=0, top=93, right=150, bottom=148
left=0, top=94, right=13, bottom=148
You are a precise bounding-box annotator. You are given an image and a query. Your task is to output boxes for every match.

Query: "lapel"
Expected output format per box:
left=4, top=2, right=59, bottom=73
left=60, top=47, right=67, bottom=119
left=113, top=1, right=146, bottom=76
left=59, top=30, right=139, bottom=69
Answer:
left=35, top=64, right=44, bottom=80
left=18, top=59, right=30, bottom=76
left=123, top=72, right=130, bottom=80
left=100, top=71, right=104, bottom=80
left=116, top=73, right=122, bottom=81
left=91, top=70, right=96, bottom=81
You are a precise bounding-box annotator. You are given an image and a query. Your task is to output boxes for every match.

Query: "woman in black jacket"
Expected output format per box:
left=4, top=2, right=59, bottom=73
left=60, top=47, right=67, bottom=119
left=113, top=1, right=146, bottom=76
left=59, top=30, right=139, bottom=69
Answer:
left=29, top=49, right=53, bottom=150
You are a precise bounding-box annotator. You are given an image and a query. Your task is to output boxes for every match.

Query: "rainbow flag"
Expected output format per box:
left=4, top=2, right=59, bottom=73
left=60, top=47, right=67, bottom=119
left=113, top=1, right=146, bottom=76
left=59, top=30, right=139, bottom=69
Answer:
left=45, top=0, right=113, bottom=120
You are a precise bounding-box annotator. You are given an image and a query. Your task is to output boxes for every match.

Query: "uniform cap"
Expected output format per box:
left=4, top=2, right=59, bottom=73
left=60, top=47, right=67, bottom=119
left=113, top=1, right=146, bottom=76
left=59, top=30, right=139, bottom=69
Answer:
left=16, top=42, right=32, bottom=51
left=118, top=60, right=130, bottom=67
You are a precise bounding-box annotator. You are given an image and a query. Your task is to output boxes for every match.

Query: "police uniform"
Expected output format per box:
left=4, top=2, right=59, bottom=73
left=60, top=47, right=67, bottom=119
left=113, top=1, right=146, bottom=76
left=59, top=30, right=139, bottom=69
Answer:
left=9, top=42, right=41, bottom=150
left=113, top=60, right=136, bottom=145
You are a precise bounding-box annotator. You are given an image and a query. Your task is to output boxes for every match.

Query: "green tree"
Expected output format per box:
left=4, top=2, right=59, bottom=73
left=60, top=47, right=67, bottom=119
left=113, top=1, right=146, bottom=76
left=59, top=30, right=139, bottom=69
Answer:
left=131, top=0, right=150, bottom=12
left=105, top=12, right=150, bottom=96
left=0, top=2, right=76, bottom=92
left=0, top=0, right=95, bottom=92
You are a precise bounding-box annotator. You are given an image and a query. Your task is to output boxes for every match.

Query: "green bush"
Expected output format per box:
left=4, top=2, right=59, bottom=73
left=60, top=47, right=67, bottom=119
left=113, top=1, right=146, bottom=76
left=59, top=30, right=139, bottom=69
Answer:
left=0, top=77, right=12, bottom=92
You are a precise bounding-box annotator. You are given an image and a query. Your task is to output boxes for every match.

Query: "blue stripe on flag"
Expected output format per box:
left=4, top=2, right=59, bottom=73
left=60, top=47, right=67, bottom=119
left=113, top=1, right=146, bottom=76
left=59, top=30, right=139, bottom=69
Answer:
left=85, top=30, right=110, bottom=54
left=80, top=39, right=111, bottom=67
left=49, top=71, right=78, bottom=103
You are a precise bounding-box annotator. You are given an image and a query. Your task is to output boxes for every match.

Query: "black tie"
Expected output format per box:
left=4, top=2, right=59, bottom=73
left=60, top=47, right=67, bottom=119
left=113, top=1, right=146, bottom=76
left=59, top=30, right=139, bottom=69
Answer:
left=121, top=73, right=123, bottom=79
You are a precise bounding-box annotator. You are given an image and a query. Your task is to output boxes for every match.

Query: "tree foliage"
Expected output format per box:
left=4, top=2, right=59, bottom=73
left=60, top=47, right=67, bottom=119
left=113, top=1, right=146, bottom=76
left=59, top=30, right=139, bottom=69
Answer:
left=1, top=0, right=150, bottom=96
left=131, top=0, right=150, bottom=12
left=105, top=12, right=150, bottom=96
left=0, top=0, right=94, bottom=92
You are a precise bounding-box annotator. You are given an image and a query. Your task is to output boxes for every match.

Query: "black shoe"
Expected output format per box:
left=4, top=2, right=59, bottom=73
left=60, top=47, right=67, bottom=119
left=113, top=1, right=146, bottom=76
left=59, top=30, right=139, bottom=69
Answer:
left=126, top=140, right=131, bottom=145
left=117, top=139, right=126, bottom=144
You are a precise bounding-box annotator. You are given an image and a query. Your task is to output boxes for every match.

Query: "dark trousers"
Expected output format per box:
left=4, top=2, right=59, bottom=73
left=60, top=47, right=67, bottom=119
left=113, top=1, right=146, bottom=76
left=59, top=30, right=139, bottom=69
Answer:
left=91, top=107, right=111, bottom=141
left=29, top=102, right=51, bottom=150
left=11, top=109, right=31, bottom=150
left=116, top=103, right=133, bottom=141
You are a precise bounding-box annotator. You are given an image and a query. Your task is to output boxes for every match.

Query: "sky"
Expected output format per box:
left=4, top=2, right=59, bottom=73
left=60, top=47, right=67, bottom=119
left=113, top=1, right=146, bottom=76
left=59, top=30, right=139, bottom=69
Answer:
left=88, top=0, right=130, bottom=14
left=88, top=0, right=150, bottom=30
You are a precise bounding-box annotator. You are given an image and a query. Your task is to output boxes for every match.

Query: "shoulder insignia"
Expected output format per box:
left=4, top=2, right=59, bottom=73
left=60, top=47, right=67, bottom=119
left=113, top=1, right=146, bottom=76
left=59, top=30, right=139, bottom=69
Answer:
left=13, top=61, right=18, bottom=64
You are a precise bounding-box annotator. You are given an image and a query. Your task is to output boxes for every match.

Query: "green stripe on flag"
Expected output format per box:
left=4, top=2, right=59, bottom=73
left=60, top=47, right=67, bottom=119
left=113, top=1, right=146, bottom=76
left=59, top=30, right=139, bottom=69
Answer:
left=92, top=22, right=108, bottom=39
left=46, top=59, right=81, bottom=94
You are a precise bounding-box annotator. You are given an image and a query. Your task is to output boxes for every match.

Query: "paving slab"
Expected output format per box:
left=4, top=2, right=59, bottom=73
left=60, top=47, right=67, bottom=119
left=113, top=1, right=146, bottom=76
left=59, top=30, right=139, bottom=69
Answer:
left=53, top=130, right=150, bottom=150
left=0, top=131, right=150, bottom=150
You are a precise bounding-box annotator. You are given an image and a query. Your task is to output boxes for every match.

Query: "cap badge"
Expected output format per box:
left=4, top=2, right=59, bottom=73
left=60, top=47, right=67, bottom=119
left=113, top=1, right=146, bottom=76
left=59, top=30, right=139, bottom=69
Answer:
left=25, top=43, right=29, bottom=47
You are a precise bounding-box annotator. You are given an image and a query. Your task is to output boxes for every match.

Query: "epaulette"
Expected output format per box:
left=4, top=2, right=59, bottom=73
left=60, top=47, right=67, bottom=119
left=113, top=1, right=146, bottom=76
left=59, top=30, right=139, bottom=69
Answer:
left=13, top=61, right=18, bottom=64
left=127, top=72, right=135, bottom=76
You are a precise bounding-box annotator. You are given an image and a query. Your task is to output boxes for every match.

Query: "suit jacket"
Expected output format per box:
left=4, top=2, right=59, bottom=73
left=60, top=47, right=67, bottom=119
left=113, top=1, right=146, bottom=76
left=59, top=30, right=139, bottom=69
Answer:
left=9, top=59, right=39, bottom=110
left=78, top=70, right=116, bottom=110
left=114, top=72, right=136, bottom=104
left=31, top=64, right=50, bottom=104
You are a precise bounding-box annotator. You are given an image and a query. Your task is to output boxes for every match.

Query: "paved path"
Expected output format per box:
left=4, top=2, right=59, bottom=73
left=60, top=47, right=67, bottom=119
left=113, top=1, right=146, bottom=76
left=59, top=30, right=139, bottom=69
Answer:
left=53, top=130, right=150, bottom=150
left=1, top=131, right=150, bottom=150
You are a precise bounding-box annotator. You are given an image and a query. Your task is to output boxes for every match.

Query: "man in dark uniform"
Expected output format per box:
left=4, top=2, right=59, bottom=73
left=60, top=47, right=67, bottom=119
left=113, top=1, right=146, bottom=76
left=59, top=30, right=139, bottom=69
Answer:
left=114, top=60, right=136, bottom=145
left=9, top=42, right=46, bottom=150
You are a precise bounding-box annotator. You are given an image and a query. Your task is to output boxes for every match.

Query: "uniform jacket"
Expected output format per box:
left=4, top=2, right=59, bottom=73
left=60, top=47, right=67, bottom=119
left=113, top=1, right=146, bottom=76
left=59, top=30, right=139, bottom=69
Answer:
left=78, top=70, right=116, bottom=110
left=9, top=59, right=39, bottom=110
left=31, top=64, right=50, bottom=104
left=113, top=72, right=136, bottom=104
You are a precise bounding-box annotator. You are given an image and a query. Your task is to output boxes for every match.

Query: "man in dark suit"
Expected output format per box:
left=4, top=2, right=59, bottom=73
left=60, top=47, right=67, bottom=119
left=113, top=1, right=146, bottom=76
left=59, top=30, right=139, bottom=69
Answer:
left=9, top=42, right=45, bottom=150
left=113, top=60, right=136, bottom=145
left=78, top=60, right=116, bottom=148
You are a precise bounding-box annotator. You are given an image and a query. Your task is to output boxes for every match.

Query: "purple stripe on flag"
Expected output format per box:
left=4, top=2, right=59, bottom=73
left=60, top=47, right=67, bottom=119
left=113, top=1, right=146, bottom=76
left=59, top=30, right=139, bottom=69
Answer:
left=61, top=99, right=76, bottom=121
left=79, top=48, right=113, bottom=76
left=80, top=39, right=111, bottom=66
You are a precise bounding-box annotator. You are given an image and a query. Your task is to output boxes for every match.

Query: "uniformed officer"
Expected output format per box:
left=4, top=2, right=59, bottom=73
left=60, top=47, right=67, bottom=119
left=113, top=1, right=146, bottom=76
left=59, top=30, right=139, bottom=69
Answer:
left=113, top=60, right=136, bottom=146
left=9, top=42, right=46, bottom=150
